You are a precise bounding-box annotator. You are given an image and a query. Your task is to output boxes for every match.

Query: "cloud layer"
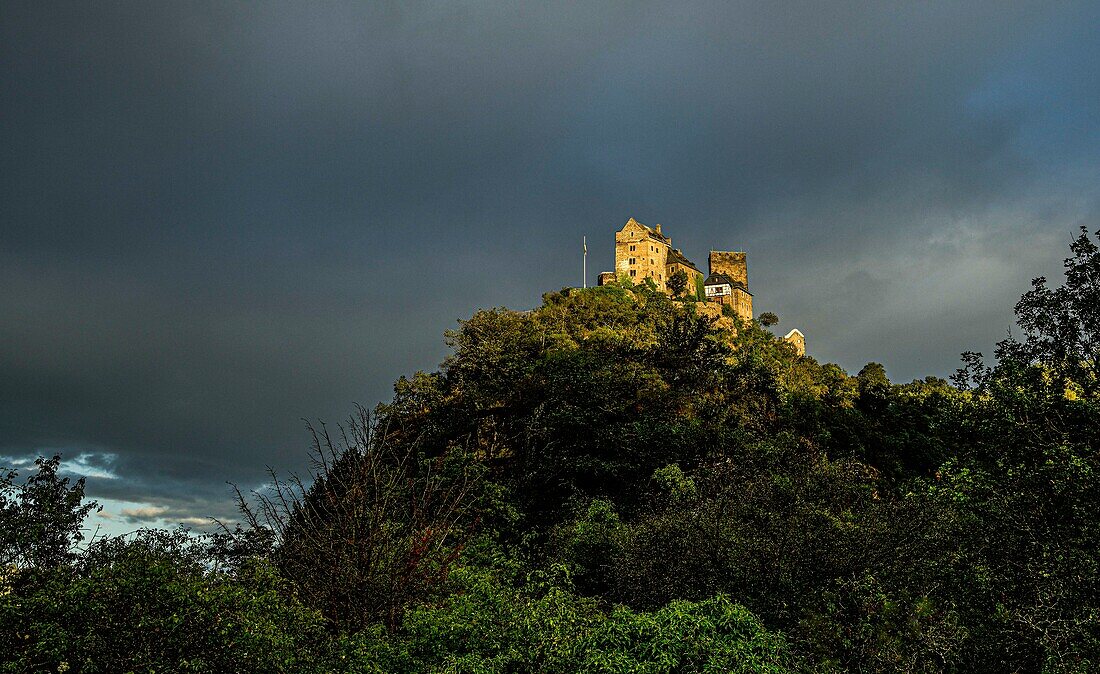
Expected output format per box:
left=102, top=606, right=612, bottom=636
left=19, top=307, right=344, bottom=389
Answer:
left=2, top=1, right=1099, bottom=521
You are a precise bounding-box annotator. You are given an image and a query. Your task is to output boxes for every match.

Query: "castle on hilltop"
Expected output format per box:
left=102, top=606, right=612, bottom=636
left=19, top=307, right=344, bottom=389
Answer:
left=596, top=217, right=805, bottom=355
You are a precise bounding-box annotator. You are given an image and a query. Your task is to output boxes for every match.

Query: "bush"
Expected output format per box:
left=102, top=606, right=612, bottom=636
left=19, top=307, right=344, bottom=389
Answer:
left=1, top=528, right=332, bottom=673
left=346, top=566, right=805, bottom=673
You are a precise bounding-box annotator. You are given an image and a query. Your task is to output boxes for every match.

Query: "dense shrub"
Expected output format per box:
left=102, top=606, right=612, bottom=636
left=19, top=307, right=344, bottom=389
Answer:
left=348, top=566, right=805, bottom=673
left=1, top=529, right=331, bottom=673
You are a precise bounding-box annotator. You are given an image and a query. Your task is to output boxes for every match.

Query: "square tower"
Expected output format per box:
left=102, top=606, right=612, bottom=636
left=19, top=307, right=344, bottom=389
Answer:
left=708, top=251, right=747, bottom=287
left=708, top=250, right=752, bottom=320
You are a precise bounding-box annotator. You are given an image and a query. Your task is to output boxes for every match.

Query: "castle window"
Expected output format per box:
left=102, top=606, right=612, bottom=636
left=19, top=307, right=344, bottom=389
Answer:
left=629, top=270, right=636, bottom=277
left=629, top=257, right=635, bottom=264
left=630, top=245, right=635, bottom=251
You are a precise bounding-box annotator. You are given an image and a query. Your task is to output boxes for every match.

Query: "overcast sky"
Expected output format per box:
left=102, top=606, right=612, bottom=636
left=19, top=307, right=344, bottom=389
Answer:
left=3, top=1, right=1098, bottom=531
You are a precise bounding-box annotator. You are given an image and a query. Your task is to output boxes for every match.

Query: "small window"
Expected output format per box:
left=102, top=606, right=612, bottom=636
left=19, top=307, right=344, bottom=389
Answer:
left=629, top=257, right=635, bottom=264
left=629, top=270, right=636, bottom=277
left=629, top=245, right=635, bottom=251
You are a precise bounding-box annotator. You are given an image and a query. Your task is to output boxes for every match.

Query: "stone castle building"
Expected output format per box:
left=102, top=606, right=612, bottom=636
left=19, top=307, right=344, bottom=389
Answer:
left=600, top=217, right=751, bottom=321
left=597, top=217, right=805, bottom=355
left=607, top=217, right=704, bottom=293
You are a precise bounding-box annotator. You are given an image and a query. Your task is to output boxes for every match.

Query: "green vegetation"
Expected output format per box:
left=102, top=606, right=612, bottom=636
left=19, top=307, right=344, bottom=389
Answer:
left=668, top=269, right=689, bottom=297
left=3, top=228, right=1100, bottom=672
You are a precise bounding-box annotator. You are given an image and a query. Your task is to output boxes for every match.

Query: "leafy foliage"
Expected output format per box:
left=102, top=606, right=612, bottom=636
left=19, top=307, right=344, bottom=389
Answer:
left=667, top=268, right=689, bottom=297
left=1, top=528, right=332, bottom=673
left=0, top=455, right=99, bottom=570
left=350, top=567, right=804, bottom=673
left=1002, top=227, right=1100, bottom=398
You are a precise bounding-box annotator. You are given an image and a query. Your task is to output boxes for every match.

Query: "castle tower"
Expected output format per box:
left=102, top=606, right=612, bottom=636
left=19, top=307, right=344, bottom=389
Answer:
left=615, top=217, right=671, bottom=291
left=708, top=250, right=752, bottom=320
left=708, top=251, right=748, bottom=287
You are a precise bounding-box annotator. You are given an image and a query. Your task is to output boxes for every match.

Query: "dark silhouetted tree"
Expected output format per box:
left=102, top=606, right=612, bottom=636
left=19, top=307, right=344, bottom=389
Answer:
left=0, top=455, right=100, bottom=569
left=667, top=269, right=689, bottom=297
left=1000, top=226, right=1100, bottom=398
left=233, top=407, right=480, bottom=630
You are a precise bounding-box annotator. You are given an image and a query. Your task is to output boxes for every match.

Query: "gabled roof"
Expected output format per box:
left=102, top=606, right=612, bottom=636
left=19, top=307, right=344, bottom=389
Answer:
left=704, top=272, right=752, bottom=295
left=621, top=217, right=670, bottom=244
left=704, top=272, right=734, bottom=286
left=666, top=248, right=699, bottom=272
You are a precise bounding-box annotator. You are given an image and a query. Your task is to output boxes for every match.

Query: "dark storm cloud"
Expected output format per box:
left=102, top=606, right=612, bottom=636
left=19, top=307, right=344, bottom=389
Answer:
left=2, top=1, right=1099, bottom=519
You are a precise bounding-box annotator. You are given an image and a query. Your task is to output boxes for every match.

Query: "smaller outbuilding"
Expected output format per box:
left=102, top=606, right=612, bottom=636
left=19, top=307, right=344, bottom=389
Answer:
left=783, top=329, right=806, bottom=356
left=703, top=272, right=753, bottom=321
left=703, top=272, right=735, bottom=299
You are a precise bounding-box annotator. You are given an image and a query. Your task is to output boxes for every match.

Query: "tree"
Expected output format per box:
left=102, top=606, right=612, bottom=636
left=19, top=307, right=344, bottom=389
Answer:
left=957, top=227, right=1100, bottom=397
left=0, top=455, right=100, bottom=570
left=354, top=567, right=804, bottom=673
left=1002, top=226, right=1100, bottom=398
left=939, top=228, right=1100, bottom=670
left=3, top=527, right=334, bottom=673
left=233, top=407, right=480, bottom=630
left=668, top=269, right=689, bottom=297
left=758, top=312, right=779, bottom=327
left=856, top=362, right=889, bottom=393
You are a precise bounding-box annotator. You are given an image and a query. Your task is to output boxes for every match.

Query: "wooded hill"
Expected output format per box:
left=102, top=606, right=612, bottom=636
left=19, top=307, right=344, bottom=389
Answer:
left=3, top=228, right=1100, bottom=673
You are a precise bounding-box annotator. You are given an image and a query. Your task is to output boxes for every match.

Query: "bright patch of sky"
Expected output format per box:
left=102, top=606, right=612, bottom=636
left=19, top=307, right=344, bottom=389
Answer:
left=2, top=450, right=119, bottom=481
left=91, top=497, right=223, bottom=539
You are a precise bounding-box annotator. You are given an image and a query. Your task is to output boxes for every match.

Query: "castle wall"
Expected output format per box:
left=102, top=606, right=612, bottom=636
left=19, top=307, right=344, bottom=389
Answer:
left=730, top=287, right=753, bottom=322
left=666, top=261, right=702, bottom=297
left=694, top=302, right=737, bottom=334
left=695, top=302, right=724, bottom=320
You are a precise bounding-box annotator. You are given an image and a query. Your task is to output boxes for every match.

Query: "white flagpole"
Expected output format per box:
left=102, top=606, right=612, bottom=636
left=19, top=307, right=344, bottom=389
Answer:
left=583, top=236, right=587, bottom=288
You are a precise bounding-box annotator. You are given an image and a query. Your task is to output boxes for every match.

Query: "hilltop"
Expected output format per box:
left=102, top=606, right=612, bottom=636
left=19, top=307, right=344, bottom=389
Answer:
left=596, top=216, right=807, bottom=354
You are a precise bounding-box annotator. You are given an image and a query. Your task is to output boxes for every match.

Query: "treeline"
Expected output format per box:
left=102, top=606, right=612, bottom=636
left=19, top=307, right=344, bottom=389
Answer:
left=3, top=228, right=1100, bottom=673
